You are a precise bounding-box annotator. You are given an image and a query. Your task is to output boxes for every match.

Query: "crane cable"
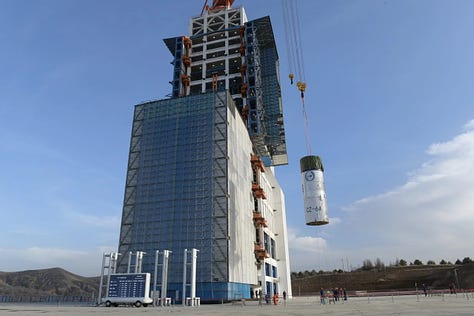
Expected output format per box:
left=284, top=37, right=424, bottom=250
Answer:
left=282, top=0, right=312, bottom=155
left=301, top=97, right=312, bottom=155
left=282, top=0, right=295, bottom=84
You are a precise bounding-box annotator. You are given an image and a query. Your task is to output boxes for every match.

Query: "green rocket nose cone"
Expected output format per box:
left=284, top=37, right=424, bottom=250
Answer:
left=300, top=155, right=324, bottom=172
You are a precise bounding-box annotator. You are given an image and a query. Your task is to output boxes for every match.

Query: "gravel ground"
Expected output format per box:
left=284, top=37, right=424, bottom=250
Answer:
left=1, top=294, right=473, bottom=316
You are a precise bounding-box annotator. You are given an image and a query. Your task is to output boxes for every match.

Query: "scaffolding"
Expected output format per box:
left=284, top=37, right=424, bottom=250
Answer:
left=116, top=2, right=292, bottom=301
left=116, top=91, right=232, bottom=299
left=164, top=13, right=287, bottom=167
left=249, top=16, right=287, bottom=166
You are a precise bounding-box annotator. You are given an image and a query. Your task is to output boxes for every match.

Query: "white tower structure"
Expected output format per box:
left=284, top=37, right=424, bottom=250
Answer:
left=117, top=0, right=292, bottom=301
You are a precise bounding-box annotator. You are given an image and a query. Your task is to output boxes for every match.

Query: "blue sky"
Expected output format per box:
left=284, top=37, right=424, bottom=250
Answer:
left=1, top=0, right=473, bottom=276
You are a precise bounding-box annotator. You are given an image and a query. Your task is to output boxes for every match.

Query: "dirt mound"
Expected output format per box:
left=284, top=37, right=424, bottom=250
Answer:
left=292, top=263, right=474, bottom=295
left=0, top=267, right=99, bottom=297
left=2, top=264, right=473, bottom=298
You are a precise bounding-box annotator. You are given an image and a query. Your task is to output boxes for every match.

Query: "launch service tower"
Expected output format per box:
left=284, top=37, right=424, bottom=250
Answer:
left=117, top=0, right=292, bottom=302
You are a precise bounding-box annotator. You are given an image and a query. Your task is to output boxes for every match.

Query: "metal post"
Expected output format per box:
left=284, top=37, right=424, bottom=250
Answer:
left=182, top=249, right=187, bottom=306
left=105, top=253, right=116, bottom=300
left=127, top=251, right=132, bottom=273
left=191, top=248, right=198, bottom=305
left=161, top=250, right=171, bottom=306
left=97, top=253, right=107, bottom=305
left=140, top=251, right=146, bottom=273
left=135, top=251, right=140, bottom=273
left=111, top=252, right=119, bottom=273
left=153, top=250, right=160, bottom=307
left=454, top=268, right=460, bottom=290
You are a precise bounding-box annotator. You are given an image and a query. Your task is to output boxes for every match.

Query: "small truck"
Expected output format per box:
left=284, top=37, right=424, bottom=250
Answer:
left=102, top=273, right=153, bottom=307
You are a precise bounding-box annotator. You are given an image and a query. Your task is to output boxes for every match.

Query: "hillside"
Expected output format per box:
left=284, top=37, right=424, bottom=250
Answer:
left=0, top=267, right=99, bottom=299
left=1, top=264, right=473, bottom=301
left=291, top=263, right=474, bottom=295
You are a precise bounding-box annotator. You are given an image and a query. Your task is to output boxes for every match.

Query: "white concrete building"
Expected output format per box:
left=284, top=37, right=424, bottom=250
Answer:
left=117, top=0, right=291, bottom=301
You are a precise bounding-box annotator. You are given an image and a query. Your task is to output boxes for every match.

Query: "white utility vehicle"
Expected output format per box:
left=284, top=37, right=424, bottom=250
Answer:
left=102, top=273, right=153, bottom=307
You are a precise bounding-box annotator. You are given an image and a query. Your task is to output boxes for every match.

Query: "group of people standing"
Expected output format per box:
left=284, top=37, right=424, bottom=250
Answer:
left=252, top=290, right=287, bottom=305
left=319, top=287, right=347, bottom=304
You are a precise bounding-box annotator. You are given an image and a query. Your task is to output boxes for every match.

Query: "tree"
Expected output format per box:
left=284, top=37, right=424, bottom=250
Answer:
left=440, top=259, right=447, bottom=265
left=462, top=257, right=472, bottom=264
left=375, top=258, right=385, bottom=271
left=455, top=259, right=462, bottom=265
left=413, top=259, right=423, bottom=265
left=399, top=259, right=407, bottom=266
left=427, top=260, right=436, bottom=265
left=362, top=259, right=374, bottom=271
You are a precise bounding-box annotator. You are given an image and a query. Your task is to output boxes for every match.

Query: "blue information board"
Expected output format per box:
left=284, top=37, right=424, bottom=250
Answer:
left=108, top=274, right=147, bottom=298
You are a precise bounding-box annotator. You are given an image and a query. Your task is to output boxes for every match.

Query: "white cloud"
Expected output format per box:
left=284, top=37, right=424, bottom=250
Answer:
left=289, top=119, right=474, bottom=270
left=328, top=217, right=341, bottom=225
left=0, top=246, right=116, bottom=276
left=289, top=234, right=327, bottom=253
left=0, top=127, right=68, bottom=163
left=287, top=229, right=328, bottom=271
left=463, top=119, right=474, bottom=131
left=341, top=120, right=474, bottom=264
left=66, top=211, right=121, bottom=229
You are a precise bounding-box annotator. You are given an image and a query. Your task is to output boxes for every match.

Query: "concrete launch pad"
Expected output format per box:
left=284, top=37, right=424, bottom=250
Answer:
left=1, top=295, right=473, bottom=316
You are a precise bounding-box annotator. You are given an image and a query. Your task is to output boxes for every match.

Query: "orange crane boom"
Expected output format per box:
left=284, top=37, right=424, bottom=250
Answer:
left=201, top=0, right=235, bottom=15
